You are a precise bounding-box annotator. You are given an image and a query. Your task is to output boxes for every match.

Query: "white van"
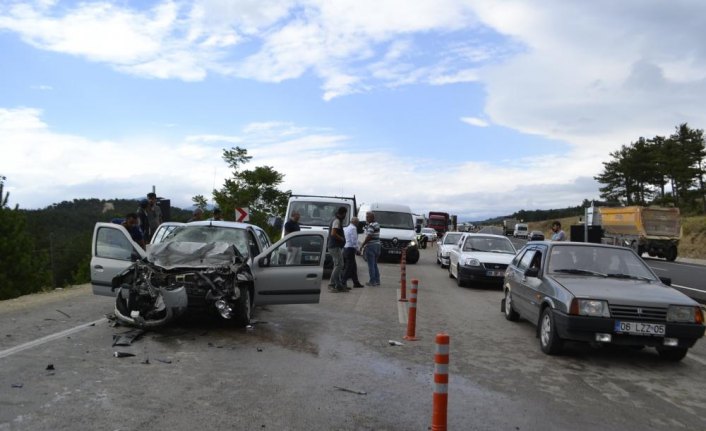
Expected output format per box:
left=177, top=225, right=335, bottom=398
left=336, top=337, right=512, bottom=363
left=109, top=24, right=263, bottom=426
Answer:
left=357, top=203, right=419, bottom=264
left=513, top=223, right=528, bottom=239
left=284, top=194, right=357, bottom=277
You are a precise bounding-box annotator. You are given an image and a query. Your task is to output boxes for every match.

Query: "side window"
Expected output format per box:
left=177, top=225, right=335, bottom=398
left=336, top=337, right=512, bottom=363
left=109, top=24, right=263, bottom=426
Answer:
left=256, top=229, right=271, bottom=249
left=518, top=250, right=536, bottom=271
left=511, top=248, right=527, bottom=266
left=270, top=234, right=324, bottom=266
left=96, top=227, right=134, bottom=260
left=247, top=231, right=260, bottom=258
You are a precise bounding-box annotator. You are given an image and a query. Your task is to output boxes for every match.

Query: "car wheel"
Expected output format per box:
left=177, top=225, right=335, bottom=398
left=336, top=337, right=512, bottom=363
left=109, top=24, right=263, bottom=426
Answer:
left=539, top=307, right=563, bottom=355
left=456, top=272, right=464, bottom=287
left=656, top=346, right=688, bottom=361
left=233, top=286, right=252, bottom=327
left=448, top=263, right=454, bottom=278
left=406, top=248, right=420, bottom=264
left=504, top=289, right=519, bottom=321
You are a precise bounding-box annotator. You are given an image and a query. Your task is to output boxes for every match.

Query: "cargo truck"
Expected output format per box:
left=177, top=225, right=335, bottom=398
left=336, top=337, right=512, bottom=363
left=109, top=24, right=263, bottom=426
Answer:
left=428, top=212, right=450, bottom=236
left=503, top=218, right=519, bottom=236
left=590, top=206, right=681, bottom=261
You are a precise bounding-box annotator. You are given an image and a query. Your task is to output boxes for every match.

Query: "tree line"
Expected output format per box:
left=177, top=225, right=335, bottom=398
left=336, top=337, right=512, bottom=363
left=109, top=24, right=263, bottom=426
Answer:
left=594, top=123, right=706, bottom=213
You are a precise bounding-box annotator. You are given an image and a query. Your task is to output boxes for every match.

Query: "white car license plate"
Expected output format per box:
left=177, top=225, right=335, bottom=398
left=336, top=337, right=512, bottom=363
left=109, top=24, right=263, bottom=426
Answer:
left=485, top=270, right=503, bottom=277
left=614, top=321, right=665, bottom=336
left=388, top=250, right=401, bottom=255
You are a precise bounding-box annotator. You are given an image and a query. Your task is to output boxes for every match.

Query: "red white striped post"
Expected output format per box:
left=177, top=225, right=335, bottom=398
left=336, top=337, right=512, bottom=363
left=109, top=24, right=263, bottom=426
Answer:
left=432, top=332, right=450, bottom=431
left=403, top=279, right=418, bottom=341
left=399, top=247, right=408, bottom=302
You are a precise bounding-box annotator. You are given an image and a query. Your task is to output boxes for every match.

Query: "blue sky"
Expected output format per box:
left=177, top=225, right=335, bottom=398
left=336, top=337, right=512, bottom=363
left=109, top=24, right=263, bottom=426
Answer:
left=2, top=0, right=706, bottom=220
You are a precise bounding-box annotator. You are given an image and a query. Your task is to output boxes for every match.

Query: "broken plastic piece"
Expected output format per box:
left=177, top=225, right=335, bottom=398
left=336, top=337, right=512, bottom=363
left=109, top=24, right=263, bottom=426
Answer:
left=388, top=340, right=404, bottom=346
left=155, top=358, right=172, bottom=364
left=333, top=386, right=367, bottom=395
left=46, top=364, right=55, bottom=371
left=112, top=329, right=146, bottom=347
left=256, top=347, right=263, bottom=352
left=113, top=351, right=136, bottom=358
left=11, top=383, right=23, bottom=388
left=56, top=309, right=71, bottom=318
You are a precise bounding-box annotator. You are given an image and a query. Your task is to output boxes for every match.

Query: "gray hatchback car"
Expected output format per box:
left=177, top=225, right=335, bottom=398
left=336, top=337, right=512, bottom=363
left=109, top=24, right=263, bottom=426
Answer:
left=502, top=241, right=704, bottom=361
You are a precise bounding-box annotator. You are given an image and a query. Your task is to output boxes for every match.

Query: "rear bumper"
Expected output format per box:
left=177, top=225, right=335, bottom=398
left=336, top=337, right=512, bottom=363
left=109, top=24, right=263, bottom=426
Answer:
left=458, top=266, right=504, bottom=285
left=553, top=311, right=705, bottom=348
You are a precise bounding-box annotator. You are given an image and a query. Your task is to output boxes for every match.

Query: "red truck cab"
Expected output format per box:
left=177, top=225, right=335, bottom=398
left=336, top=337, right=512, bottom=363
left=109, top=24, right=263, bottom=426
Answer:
left=428, top=211, right=450, bottom=236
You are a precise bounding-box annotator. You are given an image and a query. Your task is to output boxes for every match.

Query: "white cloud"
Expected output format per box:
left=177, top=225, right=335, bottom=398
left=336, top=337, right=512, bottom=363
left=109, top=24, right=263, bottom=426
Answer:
left=461, top=117, right=489, bottom=127
left=0, top=108, right=599, bottom=219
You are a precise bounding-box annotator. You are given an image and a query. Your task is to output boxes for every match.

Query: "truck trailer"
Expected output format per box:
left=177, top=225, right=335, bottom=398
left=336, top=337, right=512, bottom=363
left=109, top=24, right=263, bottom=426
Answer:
left=591, top=206, right=681, bottom=261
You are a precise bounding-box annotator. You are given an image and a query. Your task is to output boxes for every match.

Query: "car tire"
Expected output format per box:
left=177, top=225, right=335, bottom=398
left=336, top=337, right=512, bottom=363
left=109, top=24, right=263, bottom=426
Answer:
left=539, top=307, right=563, bottom=355
left=656, top=347, right=688, bottom=361
left=233, top=286, right=252, bottom=327
left=456, top=273, right=464, bottom=287
left=504, top=289, right=519, bottom=321
left=448, top=263, right=454, bottom=278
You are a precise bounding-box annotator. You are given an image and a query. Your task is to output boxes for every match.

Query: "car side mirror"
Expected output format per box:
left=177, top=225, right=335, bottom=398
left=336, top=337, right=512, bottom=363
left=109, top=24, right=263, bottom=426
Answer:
left=259, top=256, right=270, bottom=267
left=525, top=267, right=539, bottom=278
left=659, top=276, right=671, bottom=286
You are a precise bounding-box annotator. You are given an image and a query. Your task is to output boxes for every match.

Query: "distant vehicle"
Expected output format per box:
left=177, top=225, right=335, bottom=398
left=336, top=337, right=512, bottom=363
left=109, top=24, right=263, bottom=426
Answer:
left=436, top=231, right=464, bottom=268
left=428, top=211, right=450, bottom=236
left=447, top=233, right=517, bottom=287
left=91, top=221, right=326, bottom=328
left=503, top=219, right=519, bottom=236
left=358, top=202, right=419, bottom=264
left=502, top=241, right=704, bottom=361
left=528, top=230, right=545, bottom=241
left=513, top=223, right=528, bottom=239
left=420, top=227, right=438, bottom=242
left=589, top=206, right=680, bottom=261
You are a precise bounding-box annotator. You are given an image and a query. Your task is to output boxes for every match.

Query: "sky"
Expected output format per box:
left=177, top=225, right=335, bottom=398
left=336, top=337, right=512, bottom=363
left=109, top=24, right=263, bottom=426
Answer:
left=2, top=0, right=706, bottom=221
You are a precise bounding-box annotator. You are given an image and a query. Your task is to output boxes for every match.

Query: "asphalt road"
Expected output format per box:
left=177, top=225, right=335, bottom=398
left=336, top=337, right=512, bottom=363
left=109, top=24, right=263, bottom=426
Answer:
left=2, top=248, right=706, bottom=430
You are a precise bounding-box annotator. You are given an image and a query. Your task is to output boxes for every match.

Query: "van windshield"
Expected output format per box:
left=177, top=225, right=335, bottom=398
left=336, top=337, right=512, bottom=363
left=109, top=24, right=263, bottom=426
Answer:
left=375, top=211, right=414, bottom=229
left=290, top=201, right=352, bottom=227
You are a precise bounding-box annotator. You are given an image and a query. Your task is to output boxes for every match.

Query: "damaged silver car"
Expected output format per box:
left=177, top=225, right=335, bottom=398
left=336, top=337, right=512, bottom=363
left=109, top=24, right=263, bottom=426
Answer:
left=91, top=221, right=327, bottom=328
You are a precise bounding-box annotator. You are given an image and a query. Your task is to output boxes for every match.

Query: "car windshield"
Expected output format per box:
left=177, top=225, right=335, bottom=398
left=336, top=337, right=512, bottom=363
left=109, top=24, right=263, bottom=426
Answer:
left=548, top=245, right=657, bottom=280
left=375, top=211, right=414, bottom=229
left=290, top=201, right=352, bottom=227
left=163, top=225, right=250, bottom=257
left=443, top=233, right=463, bottom=244
left=463, top=236, right=516, bottom=254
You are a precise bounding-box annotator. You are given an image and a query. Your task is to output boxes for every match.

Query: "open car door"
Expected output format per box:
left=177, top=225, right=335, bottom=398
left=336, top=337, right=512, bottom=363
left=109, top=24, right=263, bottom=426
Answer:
left=251, top=231, right=327, bottom=305
left=90, top=223, right=147, bottom=296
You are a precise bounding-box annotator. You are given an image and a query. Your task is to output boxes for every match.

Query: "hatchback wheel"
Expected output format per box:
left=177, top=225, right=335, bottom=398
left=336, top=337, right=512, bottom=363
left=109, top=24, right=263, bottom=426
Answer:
left=539, top=308, right=563, bottom=355
left=504, top=289, right=519, bottom=321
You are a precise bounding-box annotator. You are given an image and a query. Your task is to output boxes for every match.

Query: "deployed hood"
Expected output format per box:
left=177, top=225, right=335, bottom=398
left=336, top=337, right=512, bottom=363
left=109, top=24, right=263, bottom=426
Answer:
left=380, top=228, right=416, bottom=241
left=549, top=276, right=698, bottom=307
left=147, top=241, right=239, bottom=270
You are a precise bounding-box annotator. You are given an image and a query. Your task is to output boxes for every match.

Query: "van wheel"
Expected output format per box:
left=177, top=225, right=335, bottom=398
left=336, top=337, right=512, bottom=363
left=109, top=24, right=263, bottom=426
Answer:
left=406, top=248, right=420, bottom=264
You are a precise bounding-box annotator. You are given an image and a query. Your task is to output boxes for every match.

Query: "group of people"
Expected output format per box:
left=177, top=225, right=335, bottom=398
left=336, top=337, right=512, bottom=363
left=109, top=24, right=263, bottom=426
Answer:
left=284, top=206, right=381, bottom=293
left=114, top=192, right=164, bottom=249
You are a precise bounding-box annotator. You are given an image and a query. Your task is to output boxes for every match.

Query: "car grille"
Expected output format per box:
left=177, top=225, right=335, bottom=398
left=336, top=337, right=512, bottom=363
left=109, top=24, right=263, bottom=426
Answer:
left=609, top=305, right=667, bottom=321
left=481, top=263, right=508, bottom=271
left=381, top=239, right=411, bottom=250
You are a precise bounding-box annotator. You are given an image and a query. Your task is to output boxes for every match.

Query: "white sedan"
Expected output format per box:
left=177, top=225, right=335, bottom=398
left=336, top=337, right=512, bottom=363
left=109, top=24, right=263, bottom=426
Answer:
left=448, top=233, right=517, bottom=287
left=421, top=227, right=438, bottom=242
left=436, top=232, right=464, bottom=268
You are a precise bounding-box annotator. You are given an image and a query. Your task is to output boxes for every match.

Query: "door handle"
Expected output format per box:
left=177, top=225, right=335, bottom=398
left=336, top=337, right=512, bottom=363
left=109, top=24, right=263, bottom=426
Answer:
left=306, top=274, right=317, bottom=279
left=94, top=265, right=104, bottom=271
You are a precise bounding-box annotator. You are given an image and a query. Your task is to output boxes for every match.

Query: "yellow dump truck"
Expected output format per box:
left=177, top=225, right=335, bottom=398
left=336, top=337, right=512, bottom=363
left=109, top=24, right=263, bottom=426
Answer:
left=596, top=206, right=681, bottom=261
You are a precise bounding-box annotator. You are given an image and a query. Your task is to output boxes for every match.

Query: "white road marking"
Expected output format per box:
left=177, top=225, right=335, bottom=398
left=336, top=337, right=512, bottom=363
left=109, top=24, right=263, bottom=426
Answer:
left=0, top=318, right=107, bottom=359
left=672, top=284, right=706, bottom=294
left=686, top=353, right=706, bottom=366
left=649, top=267, right=668, bottom=272
left=397, top=290, right=408, bottom=324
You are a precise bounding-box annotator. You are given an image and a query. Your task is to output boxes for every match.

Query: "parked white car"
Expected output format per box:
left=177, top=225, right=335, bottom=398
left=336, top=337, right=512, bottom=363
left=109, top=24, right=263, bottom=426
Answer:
left=448, top=233, right=517, bottom=287
left=436, top=232, right=464, bottom=268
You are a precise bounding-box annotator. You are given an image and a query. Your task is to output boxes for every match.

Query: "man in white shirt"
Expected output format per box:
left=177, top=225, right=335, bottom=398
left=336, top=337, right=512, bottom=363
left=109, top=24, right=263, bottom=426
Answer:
left=341, top=217, right=364, bottom=288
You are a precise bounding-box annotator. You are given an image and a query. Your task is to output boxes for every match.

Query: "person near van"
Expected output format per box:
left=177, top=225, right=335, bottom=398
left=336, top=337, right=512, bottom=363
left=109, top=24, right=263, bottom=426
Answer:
left=342, top=217, right=364, bottom=288
left=328, top=206, right=348, bottom=292
left=284, top=211, right=302, bottom=265
left=359, top=211, right=381, bottom=286
left=551, top=221, right=566, bottom=241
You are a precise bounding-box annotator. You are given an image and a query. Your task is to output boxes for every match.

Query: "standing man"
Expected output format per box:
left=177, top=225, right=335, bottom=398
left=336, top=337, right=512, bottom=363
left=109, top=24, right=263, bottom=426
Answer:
left=328, top=206, right=348, bottom=292
left=359, top=211, right=381, bottom=286
left=211, top=208, right=223, bottom=221
left=284, top=211, right=301, bottom=265
left=136, top=199, right=151, bottom=241
left=551, top=221, right=566, bottom=241
left=342, top=217, right=364, bottom=288
left=146, top=192, right=163, bottom=234
left=121, top=213, right=146, bottom=249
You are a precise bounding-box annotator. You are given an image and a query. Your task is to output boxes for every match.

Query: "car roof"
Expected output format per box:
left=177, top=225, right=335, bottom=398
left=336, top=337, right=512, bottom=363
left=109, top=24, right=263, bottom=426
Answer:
left=463, top=232, right=509, bottom=240
left=528, top=241, right=629, bottom=251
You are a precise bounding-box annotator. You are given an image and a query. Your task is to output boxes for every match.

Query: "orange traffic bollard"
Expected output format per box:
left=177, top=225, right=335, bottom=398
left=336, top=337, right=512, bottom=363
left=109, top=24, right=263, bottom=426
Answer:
left=431, top=332, right=450, bottom=431
left=403, top=279, right=419, bottom=341
left=399, top=248, right=408, bottom=302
